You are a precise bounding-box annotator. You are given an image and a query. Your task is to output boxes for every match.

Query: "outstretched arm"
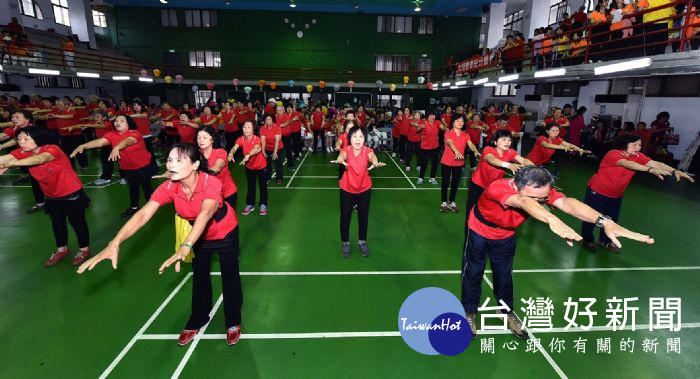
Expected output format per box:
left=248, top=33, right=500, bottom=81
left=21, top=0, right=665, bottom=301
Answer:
left=159, top=199, right=218, bottom=274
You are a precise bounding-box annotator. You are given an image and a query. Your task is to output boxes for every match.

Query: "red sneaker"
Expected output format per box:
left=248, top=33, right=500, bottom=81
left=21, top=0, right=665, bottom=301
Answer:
left=71, top=248, right=90, bottom=266
left=226, top=325, right=241, bottom=345
left=178, top=329, right=198, bottom=346
left=44, top=249, right=69, bottom=267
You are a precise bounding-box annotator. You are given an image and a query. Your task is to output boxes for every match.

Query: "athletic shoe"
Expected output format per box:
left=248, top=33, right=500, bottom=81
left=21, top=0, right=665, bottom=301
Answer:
left=94, top=178, right=111, bottom=185
left=241, top=205, right=255, bottom=216
left=341, top=242, right=350, bottom=258
left=276, top=179, right=284, bottom=185
left=288, top=166, right=296, bottom=171
left=79, top=166, right=88, bottom=171
left=466, top=313, right=478, bottom=339
left=428, top=178, right=438, bottom=185
left=391, top=152, right=396, bottom=157
left=507, top=312, right=529, bottom=340
left=44, top=248, right=69, bottom=267
left=416, top=166, right=421, bottom=173
left=358, top=240, right=371, bottom=257
left=226, top=325, right=241, bottom=346
left=583, top=241, right=597, bottom=252
left=26, top=203, right=45, bottom=214
left=599, top=241, right=621, bottom=254
left=119, top=178, right=127, bottom=185
left=259, top=205, right=268, bottom=216
left=12, top=174, right=29, bottom=185
left=448, top=202, right=459, bottom=213
left=121, top=207, right=138, bottom=218
left=440, top=202, right=449, bottom=212
left=178, top=329, right=198, bottom=346
left=416, top=178, right=423, bottom=185
left=405, top=166, right=411, bottom=172
left=71, top=248, right=90, bottom=266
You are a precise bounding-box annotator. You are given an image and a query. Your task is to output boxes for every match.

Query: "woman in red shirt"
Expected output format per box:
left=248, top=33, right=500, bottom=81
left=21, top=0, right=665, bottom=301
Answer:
left=395, top=107, right=411, bottom=163
left=68, top=111, right=115, bottom=185
left=196, top=106, right=219, bottom=129
left=219, top=101, right=238, bottom=153
left=259, top=114, right=284, bottom=185
left=311, top=105, right=326, bottom=153
left=416, top=110, right=447, bottom=185
left=582, top=134, right=693, bottom=252
left=49, top=99, right=87, bottom=170
left=440, top=114, right=480, bottom=212
left=0, top=126, right=91, bottom=266
left=542, top=107, right=570, bottom=138
left=467, top=113, right=489, bottom=169
left=228, top=121, right=267, bottom=216
left=161, top=112, right=200, bottom=145
left=197, top=127, right=238, bottom=209
left=331, top=125, right=385, bottom=258
left=526, top=123, right=589, bottom=176
left=78, top=143, right=244, bottom=347
left=71, top=115, right=154, bottom=217
left=129, top=101, right=158, bottom=169
left=405, top=111, right=423, bottom=172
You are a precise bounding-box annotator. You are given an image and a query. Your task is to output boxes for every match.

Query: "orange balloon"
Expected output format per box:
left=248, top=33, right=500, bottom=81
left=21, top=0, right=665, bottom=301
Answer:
left=258, top=80, right=266, bottom=87
left=319, top=80, right=326, bottom=89
left=270, top=82, right=277, bottom=90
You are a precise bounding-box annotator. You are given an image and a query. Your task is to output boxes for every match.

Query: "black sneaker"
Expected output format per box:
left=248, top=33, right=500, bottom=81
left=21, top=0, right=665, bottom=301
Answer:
left=26, top=203, right=45, bottom=214
left=506, top=312, right=529, bottom=340
left=13, top=174, right=30, bottom=185
left=466, top=312, right=478, bottom=339
left=341, top=242, right=350, bottom=258
left=121, top=207, right=138, bottom=218
left=358, top=240, right=371, bottom=257
left=583, top=241, right=597, bottom=252
left=599, top=241, right=621, bottom=254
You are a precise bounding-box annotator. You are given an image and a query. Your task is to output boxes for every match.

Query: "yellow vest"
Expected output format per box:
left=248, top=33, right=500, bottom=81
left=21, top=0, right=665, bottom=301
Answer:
left=643, top=0, right=675, bottom=28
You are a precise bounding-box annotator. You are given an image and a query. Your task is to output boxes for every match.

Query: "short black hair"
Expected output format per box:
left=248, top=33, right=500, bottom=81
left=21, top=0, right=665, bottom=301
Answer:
left=169, top=143, right=203, bottom=170
left=347, top=124, right=367, bottom=143
left=490, top=130, right=513, bottom=146
left=614, top=134, right=642, bottom=150
left=197, top=126, right=222, bottom=149
left=514, top=166, right=555, bottom=190
left=116, top=114, right=139, bottom=130
left=17, top=126, right=54, bottom=147
left=497, top=114, right=509, bottom=122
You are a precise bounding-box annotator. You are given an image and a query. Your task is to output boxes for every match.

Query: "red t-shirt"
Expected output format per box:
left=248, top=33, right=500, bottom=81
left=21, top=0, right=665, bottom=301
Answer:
left=544, top=116, right=569, bottom=135
left=204, top=148, right=237, bottom=197
left=235, top=135, right=267, bottom=170
left=151, top=172, right=237, bottom=241
left=420, top=119, right=440, bottom=150
left=339, top=146, right=373, bottom=194
left=588, top=150, right=651, bottom=198
left=391, top=116, right=403, bottom=138
left=406, top=120, right=422, bottom=143
left=441, top=130, right=471, bottom=167
left=356, top=112, right=367, bottom=127
left=397, top=116, right=410, bottom=136
left=527, top=136, right=563, bottom=165
left=472, top=146, right=518, bottom=189
left=290, top=112, right=303, bottom=133
left=219, top=110, right=237, bottom=132
left=277, top=114, right=292, bottom=136
left=441, top=113, right=453, bottom=129
left=10, top=145, right=82, bottom=198
left=507, top=115, right=523, bottom=133
left=467, top=121, right=485, bottom=145
left=172, top=120, right=197, bottom=144
left=338, top=132, right=349, bottom=149
left=103, top=130, right=151, bottom=170
left=199, top=114, right=218, bottom=127
left=128, top=113, right=151, bottom=136
left=484, top=112, right=499, bottom=126
left=259, top=124, right=284, bottom=151
left=486, top=122, right=508, bottom=142
left=468, top=178, right=565, bottom=239
left=54, top=108, right=79, bottom=136
left=160, top=109, right=178, bottom=122
left=94, top=120, right=114, bottom=139
left=3, top=125, right=21, bottom=139
left=312, top=111, right=324, bottom=131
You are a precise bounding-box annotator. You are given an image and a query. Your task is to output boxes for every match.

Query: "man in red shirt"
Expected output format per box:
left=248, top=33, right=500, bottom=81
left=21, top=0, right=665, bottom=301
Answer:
left=276, top=105, right=296, bottom=170
left=462, top=166, right=653, bottom=340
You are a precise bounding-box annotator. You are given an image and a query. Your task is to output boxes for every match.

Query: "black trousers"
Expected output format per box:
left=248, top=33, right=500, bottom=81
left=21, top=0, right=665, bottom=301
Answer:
left=46, top=194, right=90, bottom=248
left=164, top=133, right=180, bottom=148
left=644, top=23, right=669, bottom=56
left=99, top=145, right=114, bottom=181
left=392, top=137, right=400, bottom=154
left=466, top=148, right=478, bottom=169
left=60, top=135, right=87, bottom=169
left=21, top=167, right=45, bottom=204
left=187, top=228, right=243, bottom=330
left=224, top=193, right=237, bottom=211
left=281, top=135, right=295, bottom=168
left=143, top=135, right=158, bottom=169
left=419, top=148, right=439, bottom=179
left=245, top=168, right=268, bottom=206
left=464, top=181, right=486, bottom=246
left=441, top=164, right=463, bottom=203
left=224, top=131, right=242, bottom=156
left=340, top=189, right=371, bottom=242
left=291, top=132, right=303, bottom=157
left=581, top=187, right=623, bottom=245
left=404, top=141, right=419, bottom=168
left=312, top=130, right=326, bottom=152
left=398, top=135, right=407, bottom=161
left=121, top=165, right=154, bottom=208
left=265, top=148, right=284, bottom=181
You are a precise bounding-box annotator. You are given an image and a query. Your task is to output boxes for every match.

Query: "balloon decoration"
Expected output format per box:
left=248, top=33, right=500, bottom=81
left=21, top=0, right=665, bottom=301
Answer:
left=306, top=84, right=313, bottom=93
left=243, top=86, right=252, bottom=100
left=258, top=79, right=266, bottom=90
left=139, top=69, right=148, bottom=78
left=319, top=80, right=326, bottom=89
left=206, top=82, right=215, bottom=90
left=403, top=75, right=409, bottom=86
left=232, top=78, right=239, bottom=86
left=175, top=74, right=183, bottom=84
left=333, top=84, right=340, bottom=92
left=426, top=81, right=434, bottom=90
left=153, top=69, right=161, bottom=78
left=389, top=83, right=397, bottom=92
left=347, top=80, right=355, bottom=92
left=192, top=85, right=199, bottom=92
left=417, top=76, right=426, bottom=84
left=375, top=80, right=383, bottom=91
left=270, top=82, right=277, bottom=90
left=288, top=80, right=296, bottom=87
left=164, top=75, right=173, bottom=84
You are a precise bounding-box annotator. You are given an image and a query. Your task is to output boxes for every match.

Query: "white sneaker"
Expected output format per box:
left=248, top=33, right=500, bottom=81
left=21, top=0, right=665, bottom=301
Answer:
left=428, top=178, right=437, bottom=185
left=391, top=152, right=396, bottom=157
left=405, top=166, right=411, bottom=172
left=94, top=178, right=111, bottom=185
left=119, top=178, right=127, bottom=185
left=416, top=166, right=421, bottom=172
left=416, top=178, right=423, bottom=185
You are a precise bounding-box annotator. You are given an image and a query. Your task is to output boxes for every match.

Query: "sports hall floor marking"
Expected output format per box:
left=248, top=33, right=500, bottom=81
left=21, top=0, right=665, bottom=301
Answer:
left=171, top=294, right=224, bottom=379
left=285, top=151, right=310, bottom=189
left=385, top=151, right=416, bottom=189
left=269, top=187, right=443, bottom=191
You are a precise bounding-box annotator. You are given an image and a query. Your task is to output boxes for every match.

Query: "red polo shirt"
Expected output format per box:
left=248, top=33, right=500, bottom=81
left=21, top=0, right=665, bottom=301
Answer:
left=588, top=150, right=651, bottom=198
left=171, top=120, right=197, bottom=144
left=339, top=146, right=373, bottom=194
left=103, top=130, right=151, bottom=170
left=204, top=148, right=237, bottom=197
left=199, top=114, right=218, bottom=127
left=441, top=130, right=471, bottom=167
left=11, top=145, right=82, bottom=198
left=312, top=111, right=324, bottom=131
left=235, top=135, right=267, bottom=170
left=259, top=124, right=284, bottom=151
left=219, top=110, right=237, bottom=132
left=128, top=112, right=152, bottom=136
left=467, top=121, right=485, bottom=145
left=420, top=119, right=440, bottom=150
left=508, top=114, right=523, bottom=133
left=151, top=172, right=238, bottom=241
left=441, top=113, right=453, bottom=129
left=406, top=120, right=422, bottom=143
left=94, top=120, right=114, bottom=139
left=54, top=108, right=80, bottom=137
left=277, top=113, right=292, bottom=137
left=527, top=136, right=564, bottom=166
left=472, top=146, right=518, bottom=189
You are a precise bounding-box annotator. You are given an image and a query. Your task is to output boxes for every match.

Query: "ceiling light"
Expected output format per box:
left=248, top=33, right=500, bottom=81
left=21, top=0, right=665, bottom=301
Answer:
left=414, top=0, right=421, bottom=12
left=594, top=58, right=652, bottom=75
left=0, top=65, right=3, bottom=71
left=449, top=85, right=458, bottom=89
left=473, top=78, right=488, bottom=85
left=455, top=80, right=467, bottom=86
left=77, top=72, right=100, bottom=78
left=441, top=82, right=451, bottom=87
left=534, top=68, right=567, bottom=78
left=28, top=68, right=59, bottom=75
left=138, top=77, right=153, bottom=83
left=484, top=83, right=498, bottom=87
left=112, top=75, right=130, bottom=81
left=498, top=73, right=519, bottom=82
left=159, top=0, right=168, bottom=4
left=290, top=0, right=297, bottom=8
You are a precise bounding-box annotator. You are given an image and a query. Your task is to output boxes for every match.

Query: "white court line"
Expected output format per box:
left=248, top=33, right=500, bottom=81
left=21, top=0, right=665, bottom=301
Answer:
left=138, top=322, right=700, bottom=341
left=286, top=151, right=310, bottom=188
left=385, top=151, right=416, bottom=189
left=171, top=294, right=224, bottom=379
left=205, top=266, right=700, bottom=276
left=85, top=180, right=120, bottom=189
left=483, top=275, right=567, bottom=379
left=269, top=187, right=441, bottom=191
left=99, top=272, right=192, bottom=379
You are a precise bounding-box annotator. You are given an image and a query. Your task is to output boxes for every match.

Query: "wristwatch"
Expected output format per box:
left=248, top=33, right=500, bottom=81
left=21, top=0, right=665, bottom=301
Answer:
left=595, top=215, right=611, bottom=228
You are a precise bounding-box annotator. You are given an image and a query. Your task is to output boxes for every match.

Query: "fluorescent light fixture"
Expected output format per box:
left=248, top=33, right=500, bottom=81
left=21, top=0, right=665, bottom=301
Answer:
left=28, top=68, right=59, bottom=75
left=594, top=58, right=652, bottom=75
left=290, top=0, right=297, bottom=7
left=414, top=6, right=421, bottom=11
left=77, top=72, right=100, bottom=78
left=534, top=68, right=567, bottom=78
left=138, top=77, right=154, bottom=83
left=159, top=0, right=168, bottom=4
left=112, top=75, right=130, bottom=81
left=0, top=64, right=3, bottom=71
left=473, top=78, right=488, bottom=85
left=441, top=82, right=451, bottom=87
left=455, top=80, right=467, bottom=86
left=498, top=73, right=519, bottom=82
left=484, top=83, right=498, bottom=87
left=449, top=85, right=459, bottom=89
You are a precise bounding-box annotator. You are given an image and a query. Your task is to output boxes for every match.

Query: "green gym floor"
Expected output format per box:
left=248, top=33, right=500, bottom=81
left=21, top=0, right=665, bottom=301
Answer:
left=0, top=145, right=698, bottom=379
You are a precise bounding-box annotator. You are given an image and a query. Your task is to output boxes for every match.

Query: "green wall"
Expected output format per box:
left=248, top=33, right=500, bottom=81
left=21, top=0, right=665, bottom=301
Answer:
left=109, top=7, right=480, bottom=81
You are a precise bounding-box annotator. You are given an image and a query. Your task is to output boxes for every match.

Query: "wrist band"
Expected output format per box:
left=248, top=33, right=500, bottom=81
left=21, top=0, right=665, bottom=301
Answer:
left=501, top=162, right=510, bottom=169
left=180, top=243, right=193, bottom=250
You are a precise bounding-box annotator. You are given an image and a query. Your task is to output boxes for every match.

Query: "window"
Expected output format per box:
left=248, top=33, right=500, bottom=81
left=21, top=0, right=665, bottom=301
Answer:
left=18, top=0, right=44, bottom=19
left=185, top=10, right=218, bottom=28
left=194, top=90, right=216, bottom=108
left=417, top=58, right=432, bottom=73
left=189, top=51, right=221, bottom=68
left=378, top=94, right=402, bottom=107
left=583, top=0, right=597, bottom=12
left=375, top=55, right=410, bottom=72
left=548, top=0, right=569, bottom=26
left=503, top=10, right=524, bottom=32
left=418, top=17, right=434, bottom=34
left=281, top=93, right=301, bottom=100
left=377, top=16, right=412, bottom=33
left=493, top=84, right=517, bottom=97
left=161, top=9, right=177, bottom=27
left=92, top=10, right=107, bottom=27
left=51, top=0, right=70, bottom=26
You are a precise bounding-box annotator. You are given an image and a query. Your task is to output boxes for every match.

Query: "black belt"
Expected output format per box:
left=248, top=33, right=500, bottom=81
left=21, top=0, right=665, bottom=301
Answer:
left=183, top=202, right=229, bottom=226
left=473, top=205, right=514, bottom=231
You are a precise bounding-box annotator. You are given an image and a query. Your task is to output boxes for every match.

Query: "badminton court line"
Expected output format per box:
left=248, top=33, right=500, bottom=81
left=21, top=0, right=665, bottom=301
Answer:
left=268, top=187, right=444, bottom=191
left=171, top=294, right=224, bottom=379
left=385, top=151, right=416, bottom=189
left=286, top=151, right=310, bottom=188
left=99, top=272, right=193, bottom=379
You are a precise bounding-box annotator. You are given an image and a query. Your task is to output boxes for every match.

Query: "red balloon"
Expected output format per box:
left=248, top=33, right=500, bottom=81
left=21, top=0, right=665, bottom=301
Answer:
left=206, top=82, right=215, bottom=90
left=426, top=81, right=434, bottom=90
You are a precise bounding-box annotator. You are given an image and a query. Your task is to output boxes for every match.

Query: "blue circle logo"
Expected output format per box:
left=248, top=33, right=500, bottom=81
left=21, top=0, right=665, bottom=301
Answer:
left=398, top=287, right=471, bottom=355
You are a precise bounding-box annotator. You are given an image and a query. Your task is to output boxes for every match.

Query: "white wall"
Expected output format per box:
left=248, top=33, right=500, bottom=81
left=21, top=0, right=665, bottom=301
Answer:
left=639, top=97, right=700, bottom=159
left=523, top=0, right=550, bottom=38
left=486, top=2, right=507, bottom=49
left=577, top=80, right=610, bottom=117
left=68, top=0, right=97, bottom=48
left=6, top=75, right=123, bottom=100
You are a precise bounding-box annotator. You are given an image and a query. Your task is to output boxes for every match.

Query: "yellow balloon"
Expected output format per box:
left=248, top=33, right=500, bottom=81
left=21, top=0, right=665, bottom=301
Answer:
left=153, top=69, right=161, bottom=78
left=389, top=84, right=397, bottom=92
left=306, top=84, right=313, bottom=93
left=164, top=75, right=173, bottom=84
left=403, top=75, right=409, bottom=84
